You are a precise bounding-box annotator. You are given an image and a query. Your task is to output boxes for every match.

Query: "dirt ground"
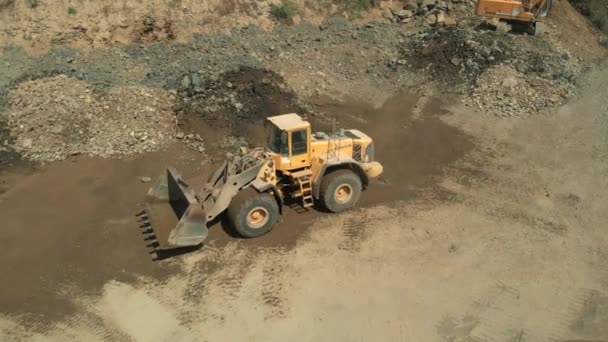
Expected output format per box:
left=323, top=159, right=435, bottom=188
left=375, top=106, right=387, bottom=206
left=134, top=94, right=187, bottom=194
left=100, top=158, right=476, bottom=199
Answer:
left=1, top=64, right=607, bottom=340
left=1, top=0, right=607, bottom=341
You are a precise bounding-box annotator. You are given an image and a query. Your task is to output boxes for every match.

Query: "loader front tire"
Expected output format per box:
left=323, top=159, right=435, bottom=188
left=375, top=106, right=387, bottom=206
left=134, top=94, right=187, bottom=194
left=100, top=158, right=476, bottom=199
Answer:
left=319, top=169, right=362, bottom=213
left=227, top=188, right=279, bottom=238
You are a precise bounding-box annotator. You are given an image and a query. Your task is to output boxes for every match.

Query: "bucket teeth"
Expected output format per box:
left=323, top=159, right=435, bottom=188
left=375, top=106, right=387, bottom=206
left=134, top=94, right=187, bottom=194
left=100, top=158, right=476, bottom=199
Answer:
left=146, top=241, right=160, bottom=249
left=144, top=235, right=157, bottom=242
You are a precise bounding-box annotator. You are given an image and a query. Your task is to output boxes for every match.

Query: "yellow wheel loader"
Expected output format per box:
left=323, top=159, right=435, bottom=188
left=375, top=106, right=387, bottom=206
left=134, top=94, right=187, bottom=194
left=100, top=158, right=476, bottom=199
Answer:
left=138, top=113, right=384, bottom=251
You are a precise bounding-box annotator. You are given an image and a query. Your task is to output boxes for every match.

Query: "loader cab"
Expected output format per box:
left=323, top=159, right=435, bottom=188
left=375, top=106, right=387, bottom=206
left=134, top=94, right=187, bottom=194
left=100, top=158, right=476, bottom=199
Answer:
left=265, top=113, right=311, bottom=171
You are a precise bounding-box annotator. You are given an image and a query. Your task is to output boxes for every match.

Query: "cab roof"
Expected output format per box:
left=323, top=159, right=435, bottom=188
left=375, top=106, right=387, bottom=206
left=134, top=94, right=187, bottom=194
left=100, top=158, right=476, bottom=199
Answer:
left=266, top=113, right=310, bottom=131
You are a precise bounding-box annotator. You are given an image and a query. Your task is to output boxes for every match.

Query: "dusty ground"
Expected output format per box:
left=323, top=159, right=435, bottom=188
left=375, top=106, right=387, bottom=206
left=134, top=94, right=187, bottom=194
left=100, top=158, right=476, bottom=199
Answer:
left=1, top=0, right=607, bottom=341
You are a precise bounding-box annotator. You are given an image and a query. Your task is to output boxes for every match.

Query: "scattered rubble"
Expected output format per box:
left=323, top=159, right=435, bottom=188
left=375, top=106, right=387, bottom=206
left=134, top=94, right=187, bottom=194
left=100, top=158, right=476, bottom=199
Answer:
left=174, top=132, right=206, bottom=154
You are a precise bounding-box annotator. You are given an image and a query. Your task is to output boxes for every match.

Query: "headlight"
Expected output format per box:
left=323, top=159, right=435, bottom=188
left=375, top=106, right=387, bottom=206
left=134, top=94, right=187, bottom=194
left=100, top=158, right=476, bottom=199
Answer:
left=365, top=143, right=374, bottom=162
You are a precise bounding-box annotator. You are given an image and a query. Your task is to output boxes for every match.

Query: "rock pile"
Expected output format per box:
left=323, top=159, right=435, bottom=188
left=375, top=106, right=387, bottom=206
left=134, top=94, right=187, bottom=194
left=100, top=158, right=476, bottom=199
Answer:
left=465, top=65, right=575, bottom=117
left=5, top=75, right=177, bottom=162
left=400, top=27, right=580, bottom=115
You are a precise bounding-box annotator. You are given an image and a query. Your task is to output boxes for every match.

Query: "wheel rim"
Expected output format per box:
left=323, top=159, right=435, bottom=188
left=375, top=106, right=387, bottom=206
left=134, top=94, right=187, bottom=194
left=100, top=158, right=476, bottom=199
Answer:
left=246, top=207, right=269, bottom=229
left=334, top=184, right=353, bottom=204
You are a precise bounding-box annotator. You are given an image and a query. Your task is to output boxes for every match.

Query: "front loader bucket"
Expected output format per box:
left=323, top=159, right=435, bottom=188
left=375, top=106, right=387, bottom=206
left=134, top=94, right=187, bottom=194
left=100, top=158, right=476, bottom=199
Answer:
left=138, top=167, right=208, bottom=251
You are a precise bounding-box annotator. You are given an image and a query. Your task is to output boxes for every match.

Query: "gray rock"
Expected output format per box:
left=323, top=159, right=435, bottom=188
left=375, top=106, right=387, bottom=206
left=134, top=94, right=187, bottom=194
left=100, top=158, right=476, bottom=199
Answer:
left=425, top=14, right=437, bottom=26
left=397, top=10, right=414, bottom=19
left=141, top=176, right=152, bottom=183
left=180, top=75, right=191, bottom=90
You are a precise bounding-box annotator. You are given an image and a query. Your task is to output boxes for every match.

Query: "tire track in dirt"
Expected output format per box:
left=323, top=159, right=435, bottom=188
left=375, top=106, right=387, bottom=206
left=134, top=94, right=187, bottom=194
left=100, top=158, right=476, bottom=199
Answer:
left=337, top=210, right=371, bottom=252
left=259, top=246, right=291, bottom=320
left=179, top=244, right=253, bottom=324
left=561, top=289, right=608, bottom=341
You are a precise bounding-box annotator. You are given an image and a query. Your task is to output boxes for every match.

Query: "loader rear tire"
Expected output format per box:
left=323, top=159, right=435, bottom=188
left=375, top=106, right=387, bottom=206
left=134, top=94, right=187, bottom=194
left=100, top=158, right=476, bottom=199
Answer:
left=319, top=169, right=362, bottom=213
left=227, top=188, right=279, bottom=238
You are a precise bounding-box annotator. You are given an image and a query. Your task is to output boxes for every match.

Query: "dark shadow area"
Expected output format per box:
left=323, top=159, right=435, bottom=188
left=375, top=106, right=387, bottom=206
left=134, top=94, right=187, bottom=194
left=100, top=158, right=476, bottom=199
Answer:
left=475, top=20, right=537, bottom=36
left=0, top=117, right=26, bottom=171
left=152, top=244, right=204, bottom=261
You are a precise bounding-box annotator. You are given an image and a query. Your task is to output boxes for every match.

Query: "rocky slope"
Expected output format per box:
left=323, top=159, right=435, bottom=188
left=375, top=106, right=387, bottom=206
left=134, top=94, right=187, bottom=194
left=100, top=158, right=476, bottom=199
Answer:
left=0, top=0, right=606, bottom=165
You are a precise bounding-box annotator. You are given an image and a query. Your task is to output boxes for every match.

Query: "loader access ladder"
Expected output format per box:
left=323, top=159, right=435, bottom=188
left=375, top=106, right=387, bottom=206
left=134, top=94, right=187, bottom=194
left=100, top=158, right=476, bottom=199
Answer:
left=291, top=169, right=314, bottom=209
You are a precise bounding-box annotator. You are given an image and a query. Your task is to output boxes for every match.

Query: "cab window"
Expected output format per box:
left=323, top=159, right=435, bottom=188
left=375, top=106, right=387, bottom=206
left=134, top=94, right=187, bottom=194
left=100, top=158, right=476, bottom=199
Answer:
left=267, top=124, right=288, bottom=156
left=291, top=129, right=308, bottom=155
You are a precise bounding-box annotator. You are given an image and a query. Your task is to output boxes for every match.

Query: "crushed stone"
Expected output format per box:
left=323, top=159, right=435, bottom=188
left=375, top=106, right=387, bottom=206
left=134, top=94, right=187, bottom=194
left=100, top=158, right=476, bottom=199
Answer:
left=5, top=75, right=177, bottom=162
